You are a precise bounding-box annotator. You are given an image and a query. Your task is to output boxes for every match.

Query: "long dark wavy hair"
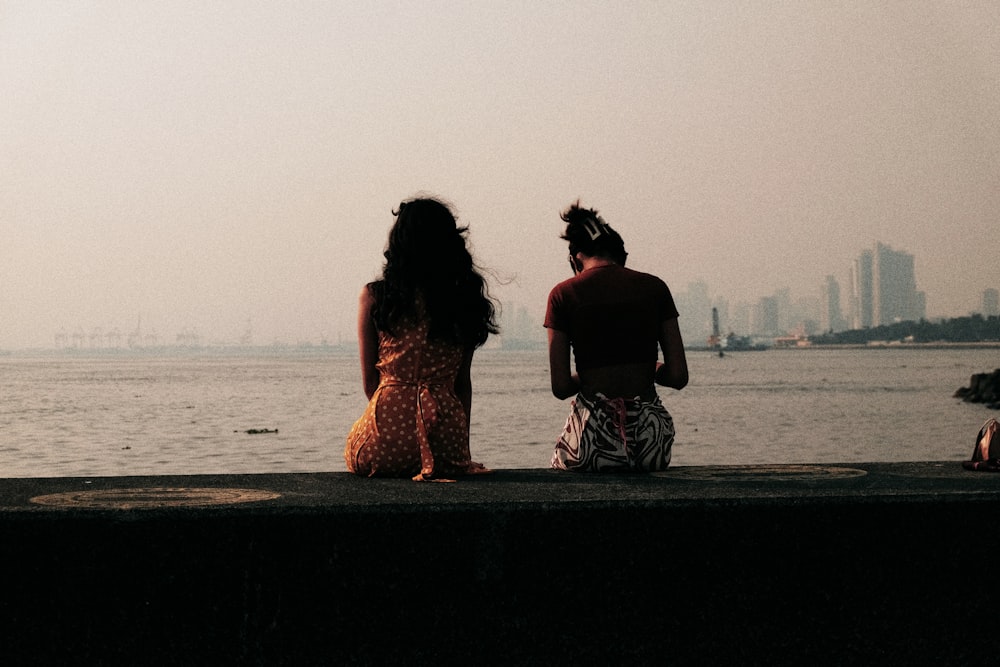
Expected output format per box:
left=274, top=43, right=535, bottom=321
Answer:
left=369, top=197, right=499, bottom=348
left=560, top=200, right=628, bottom=266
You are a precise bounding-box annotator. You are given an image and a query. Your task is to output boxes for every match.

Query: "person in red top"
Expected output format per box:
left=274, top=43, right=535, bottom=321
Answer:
left=544, top=201, right=688, bottom=471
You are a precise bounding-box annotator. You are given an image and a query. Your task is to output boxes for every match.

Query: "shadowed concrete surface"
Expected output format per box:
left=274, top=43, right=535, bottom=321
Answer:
left=1, top=463, right=998, bottom=665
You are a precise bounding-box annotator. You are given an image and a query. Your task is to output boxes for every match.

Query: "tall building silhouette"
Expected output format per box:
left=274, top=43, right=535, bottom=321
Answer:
left=820, top=275, right=847, bottom=333
left=983, top=288, right=999, bottom=317
left=752, top=296, right=780, bottom=336
left=850, top=243, right=924, bottom=328
left=873, top=242, right=923, bottom=325
left=674, top=280, right=712, bottom=346
left=849, top=250, right=874, bottom=329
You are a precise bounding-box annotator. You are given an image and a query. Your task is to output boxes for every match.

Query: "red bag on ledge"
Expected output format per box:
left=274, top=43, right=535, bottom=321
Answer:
left=963, top=417, right=1000, bottom=471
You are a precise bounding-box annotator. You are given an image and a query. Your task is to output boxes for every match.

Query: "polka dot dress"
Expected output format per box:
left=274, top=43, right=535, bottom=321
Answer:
left=345, top=318, right=484, bottom=480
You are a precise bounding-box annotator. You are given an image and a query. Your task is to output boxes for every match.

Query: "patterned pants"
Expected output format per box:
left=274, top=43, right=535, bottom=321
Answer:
left=552, top=392, right=675, bottom=472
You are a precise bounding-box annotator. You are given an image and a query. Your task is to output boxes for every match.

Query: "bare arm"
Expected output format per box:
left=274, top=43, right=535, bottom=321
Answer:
left=357, top=286, right=380, bottom=399
left=547, top=328, right=580, bottom=400
left=655, top=317, right=689, bottom=390
left=454, top=348, right=475, bottom=430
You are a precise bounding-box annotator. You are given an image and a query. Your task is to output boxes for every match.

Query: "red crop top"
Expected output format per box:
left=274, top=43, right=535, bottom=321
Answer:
left=544, top=264, right=679, bottom=372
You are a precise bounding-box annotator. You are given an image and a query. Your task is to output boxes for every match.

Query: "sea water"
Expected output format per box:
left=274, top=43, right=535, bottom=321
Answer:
left=1, top=347, right=996, bottom=478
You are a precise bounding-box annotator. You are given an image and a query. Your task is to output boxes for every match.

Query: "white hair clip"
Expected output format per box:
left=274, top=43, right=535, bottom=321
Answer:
left=581, top=216, right=607, bottom=240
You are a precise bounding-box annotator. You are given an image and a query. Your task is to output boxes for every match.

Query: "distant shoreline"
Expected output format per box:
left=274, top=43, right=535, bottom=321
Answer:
left=689, top=341, right=1000, bottom=351
left=4, top=341, right=1000, bottom=358
left=809, top=342, right=1000, bottom=350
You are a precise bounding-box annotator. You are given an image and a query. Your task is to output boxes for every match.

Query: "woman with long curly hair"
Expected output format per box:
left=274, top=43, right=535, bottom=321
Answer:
left=545, top=201, right=688, bottom=472
left=345, top=197, right=499, bottom=481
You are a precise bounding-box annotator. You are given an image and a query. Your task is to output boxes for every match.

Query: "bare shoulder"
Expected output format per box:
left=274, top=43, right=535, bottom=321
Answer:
left=359, top=283, right=377, bottom=307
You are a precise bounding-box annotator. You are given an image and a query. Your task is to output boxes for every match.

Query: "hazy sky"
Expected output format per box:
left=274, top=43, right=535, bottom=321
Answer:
left=3, top=1, right=998, bottom=349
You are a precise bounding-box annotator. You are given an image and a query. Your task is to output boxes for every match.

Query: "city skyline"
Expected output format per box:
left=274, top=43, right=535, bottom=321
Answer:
left=37, top=236, right=996, bottom=352
left=673, top=239, right=996, bottom=345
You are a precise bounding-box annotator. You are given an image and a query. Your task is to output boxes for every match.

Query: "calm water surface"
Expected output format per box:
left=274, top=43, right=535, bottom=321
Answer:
left=1, top=348, right=996, bottom=478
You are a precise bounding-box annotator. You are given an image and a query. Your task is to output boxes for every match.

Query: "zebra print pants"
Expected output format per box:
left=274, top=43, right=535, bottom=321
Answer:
left=551, top=392, right=675, bottom=472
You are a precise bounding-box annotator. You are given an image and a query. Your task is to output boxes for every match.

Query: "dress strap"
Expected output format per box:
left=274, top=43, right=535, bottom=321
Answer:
left=378, top=376, right=453, bottom=482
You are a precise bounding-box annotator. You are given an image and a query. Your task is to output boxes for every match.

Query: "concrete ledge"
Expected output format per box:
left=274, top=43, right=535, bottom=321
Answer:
left=1, top=464, right=998, bottom=665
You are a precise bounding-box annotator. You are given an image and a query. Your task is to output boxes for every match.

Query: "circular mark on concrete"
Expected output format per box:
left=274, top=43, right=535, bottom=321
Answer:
left=30, top=487, right=281, bottom=509
left=651, top=464, right=868, bottom=482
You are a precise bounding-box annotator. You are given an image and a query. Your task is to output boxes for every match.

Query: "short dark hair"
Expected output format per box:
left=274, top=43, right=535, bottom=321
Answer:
left=559, top=200, right=627, bottom=266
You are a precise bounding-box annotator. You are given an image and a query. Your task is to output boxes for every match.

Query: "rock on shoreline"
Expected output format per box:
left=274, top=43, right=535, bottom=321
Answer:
left=955, top=369, right=1000, bottom=409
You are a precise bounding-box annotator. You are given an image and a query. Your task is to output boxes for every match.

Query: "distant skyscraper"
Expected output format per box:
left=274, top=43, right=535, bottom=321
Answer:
left=983, top=288, right=1000, bottom=317
left=752, top=296, right=780, bottom=335
left=850, top=243, right=923, bottom=328
left=820, top=275, right=847, bottom=333
left=730, top=301, right=751, bottom=336
left=674, top=280, right=712, bottom=346
left=504, top=304, right=543, bottom=347
left=774, top=287, right=793, bottom=333
left=711, top=298, right=729, bottom=338
left=872, top=242, right=922, bottom=325
left=850, top=250, right=873, bottom=329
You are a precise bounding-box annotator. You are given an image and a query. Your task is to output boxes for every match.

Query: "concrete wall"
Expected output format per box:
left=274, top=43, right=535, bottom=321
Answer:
left=1, top=465, right=997, bottom=665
